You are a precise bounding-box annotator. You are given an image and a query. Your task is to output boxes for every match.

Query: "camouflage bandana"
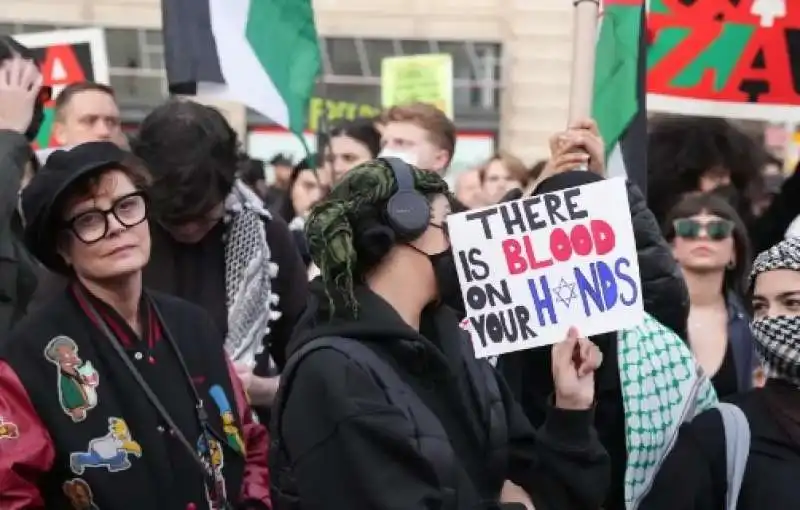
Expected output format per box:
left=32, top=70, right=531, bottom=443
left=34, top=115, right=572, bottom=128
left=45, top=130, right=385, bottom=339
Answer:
left=304, top=159, right=451, bottom=315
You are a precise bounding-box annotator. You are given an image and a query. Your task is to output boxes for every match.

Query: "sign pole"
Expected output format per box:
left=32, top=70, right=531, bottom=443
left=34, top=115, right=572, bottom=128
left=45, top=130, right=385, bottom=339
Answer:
left=567, top=0, right=601, bottom=125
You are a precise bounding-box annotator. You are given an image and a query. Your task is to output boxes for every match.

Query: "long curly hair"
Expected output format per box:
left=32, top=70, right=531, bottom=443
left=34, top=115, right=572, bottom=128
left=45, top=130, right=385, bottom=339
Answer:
left=305, top=159, right=452, bottom=316
left=647, top=116, right=765, bottom=223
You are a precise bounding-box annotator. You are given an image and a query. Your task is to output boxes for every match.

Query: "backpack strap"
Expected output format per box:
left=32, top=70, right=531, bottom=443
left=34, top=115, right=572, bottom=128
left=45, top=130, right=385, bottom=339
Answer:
left=716, top=402, right=751, bottom=510
left=270, top=336, right=460, bottom=509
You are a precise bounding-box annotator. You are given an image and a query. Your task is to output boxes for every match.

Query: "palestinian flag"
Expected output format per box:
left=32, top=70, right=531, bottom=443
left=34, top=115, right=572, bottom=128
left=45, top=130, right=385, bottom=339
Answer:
left=162, top=0, right=321, bottom=139
left=592, top=0, right=648, bottom=195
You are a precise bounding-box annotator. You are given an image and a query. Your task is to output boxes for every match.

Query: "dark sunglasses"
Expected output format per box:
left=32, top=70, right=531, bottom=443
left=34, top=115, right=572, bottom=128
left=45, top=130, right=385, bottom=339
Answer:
left=674, top=218, right=734, bottom=241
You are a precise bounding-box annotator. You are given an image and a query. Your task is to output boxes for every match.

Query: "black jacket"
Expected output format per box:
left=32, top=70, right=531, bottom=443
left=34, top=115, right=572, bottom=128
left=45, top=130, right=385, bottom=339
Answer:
left=498, top=179, right=688, bottom=510
left=642, top=381, right=800, bottom=510
left=272, top=280, right=610, bottom=510
left=0, top=131, right=38, bottom=335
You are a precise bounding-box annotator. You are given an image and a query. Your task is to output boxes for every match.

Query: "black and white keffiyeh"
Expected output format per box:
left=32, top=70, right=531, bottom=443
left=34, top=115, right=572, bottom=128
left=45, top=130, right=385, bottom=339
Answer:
left=223, top=180, right=281, bottom=367
left=750, top=237, right=800, bottom=387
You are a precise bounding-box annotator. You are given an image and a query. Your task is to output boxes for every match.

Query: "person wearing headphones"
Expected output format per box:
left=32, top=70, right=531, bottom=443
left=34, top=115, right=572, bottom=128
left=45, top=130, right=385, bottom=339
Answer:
left=268, top=158, right=610, bottom=510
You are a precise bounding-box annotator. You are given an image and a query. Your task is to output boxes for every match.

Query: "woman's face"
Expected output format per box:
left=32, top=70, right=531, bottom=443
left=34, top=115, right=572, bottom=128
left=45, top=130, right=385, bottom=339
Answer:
left=671, top=212, right=735, bottom=273
left=482, top=159, right=521, bottom=204
left=752, top=269, right=800, bottom=319
left=329, top=135, right=373, bottom=183
left=59, top=169, right=150, bottom=281
left=290, top=169, right=322, bottom=218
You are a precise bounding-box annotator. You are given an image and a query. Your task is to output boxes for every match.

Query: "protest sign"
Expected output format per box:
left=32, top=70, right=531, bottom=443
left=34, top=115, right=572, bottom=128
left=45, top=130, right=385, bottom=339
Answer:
left=647, top=0, right=800, bottom=121
left=448, top=177, right=644, bottom=358
left=381, top=54, right=454, bottom=118
left=12, top=28, right=110, bottom=149
left=307, top=97, right=381, bottom=131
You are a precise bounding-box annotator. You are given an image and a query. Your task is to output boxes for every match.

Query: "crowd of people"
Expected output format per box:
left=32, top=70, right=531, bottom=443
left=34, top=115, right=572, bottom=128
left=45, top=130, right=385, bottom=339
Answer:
left=1, top=33, right=799, bottom=510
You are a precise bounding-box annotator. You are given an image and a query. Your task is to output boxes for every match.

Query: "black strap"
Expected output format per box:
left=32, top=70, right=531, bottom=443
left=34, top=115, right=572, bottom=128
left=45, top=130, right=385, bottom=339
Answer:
left=78, top=288, right=232, bottom=509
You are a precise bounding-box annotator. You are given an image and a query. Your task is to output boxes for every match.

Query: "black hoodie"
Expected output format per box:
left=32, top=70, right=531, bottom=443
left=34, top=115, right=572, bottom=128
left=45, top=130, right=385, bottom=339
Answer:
left=272, top=279, right=610, bottom=510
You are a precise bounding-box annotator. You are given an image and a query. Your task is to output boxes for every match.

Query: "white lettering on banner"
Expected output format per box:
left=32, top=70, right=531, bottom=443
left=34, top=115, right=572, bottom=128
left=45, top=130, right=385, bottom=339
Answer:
left=447, top=177, right=645, bottom=358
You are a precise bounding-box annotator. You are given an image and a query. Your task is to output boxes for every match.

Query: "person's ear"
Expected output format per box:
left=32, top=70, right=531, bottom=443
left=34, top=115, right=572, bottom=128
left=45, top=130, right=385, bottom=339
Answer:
left=53, top=119, right=68, bottom=146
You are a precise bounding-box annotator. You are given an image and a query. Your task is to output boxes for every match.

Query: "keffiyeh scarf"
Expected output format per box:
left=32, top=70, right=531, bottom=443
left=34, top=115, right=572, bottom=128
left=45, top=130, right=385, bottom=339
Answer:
left=223, top=180, right=282, bottom=367
left=619, top=313, right=718, bottom=509
left=749, top=237, right=800, bottom=387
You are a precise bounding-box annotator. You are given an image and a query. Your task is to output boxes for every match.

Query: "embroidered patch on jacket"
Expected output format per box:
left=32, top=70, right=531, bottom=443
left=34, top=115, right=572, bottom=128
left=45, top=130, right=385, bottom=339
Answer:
left=208, top=384, right=245, bottom=454
left=69, top=417, right=142, bottom=475
left=63, top=478, right=100, bottom=510
left=0, top=416, right=19, bottom=440
left=197, top=434, right=227, bottom=508
left=44, top=336, right=100, bottom=423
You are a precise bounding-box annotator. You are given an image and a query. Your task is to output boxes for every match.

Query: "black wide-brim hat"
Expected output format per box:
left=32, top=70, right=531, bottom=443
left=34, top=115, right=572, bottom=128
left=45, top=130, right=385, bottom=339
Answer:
left=22, top=141, right=131, bottom=274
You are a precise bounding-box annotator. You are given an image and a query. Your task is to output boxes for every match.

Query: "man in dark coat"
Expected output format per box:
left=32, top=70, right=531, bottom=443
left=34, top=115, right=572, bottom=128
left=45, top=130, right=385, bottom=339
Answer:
left=0, top=37, right=47, bottom=335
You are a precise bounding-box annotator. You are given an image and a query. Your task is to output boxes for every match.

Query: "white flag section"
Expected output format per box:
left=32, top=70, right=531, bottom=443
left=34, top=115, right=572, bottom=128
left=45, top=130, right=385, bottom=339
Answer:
left=448, top=177, right=644, bottom=358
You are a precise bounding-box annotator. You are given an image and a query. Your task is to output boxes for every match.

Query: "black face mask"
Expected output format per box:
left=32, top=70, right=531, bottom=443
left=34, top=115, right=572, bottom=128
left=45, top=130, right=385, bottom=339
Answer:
left=429, top=249, right=465, bottom=316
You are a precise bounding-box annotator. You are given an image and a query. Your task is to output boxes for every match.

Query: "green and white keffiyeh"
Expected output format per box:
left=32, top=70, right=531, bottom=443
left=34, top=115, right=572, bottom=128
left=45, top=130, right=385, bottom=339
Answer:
left=619, top=313, right=718, bottom=509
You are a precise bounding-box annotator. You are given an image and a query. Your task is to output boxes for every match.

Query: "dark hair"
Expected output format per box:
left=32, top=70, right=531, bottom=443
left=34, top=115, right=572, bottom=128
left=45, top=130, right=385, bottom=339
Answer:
left=529, top=159, right=548, bottom=182
left=663, top=192, right=751, bottom=296
left=277, top=155, right=320, bottom=222
left=329, top=118, right=381, bottom=158
left=239, top=158, right=266, bottom=186
left=132, top=100, right=239, bottom=224
left=647, top=116, right=765, bottom=223
left=0, top=36, right=45, bottom=141
left=54, top=82, right=116, bottom=120
left=305, top=159, right=452, bottom=315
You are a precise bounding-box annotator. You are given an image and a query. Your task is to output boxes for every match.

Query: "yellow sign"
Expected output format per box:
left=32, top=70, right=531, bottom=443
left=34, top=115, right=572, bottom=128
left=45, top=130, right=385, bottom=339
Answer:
left=381, top=54, right=454, bottom=118
left=307, top=97, right=381, bottom=132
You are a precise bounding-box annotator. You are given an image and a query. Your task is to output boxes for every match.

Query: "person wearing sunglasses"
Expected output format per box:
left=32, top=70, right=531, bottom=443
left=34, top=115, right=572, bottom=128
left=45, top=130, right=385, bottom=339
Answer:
left=0, top=142, right=270, bottom=510
left=0, top=37, right=48, bottom=337
left=664, top=192, right=757, bottom=398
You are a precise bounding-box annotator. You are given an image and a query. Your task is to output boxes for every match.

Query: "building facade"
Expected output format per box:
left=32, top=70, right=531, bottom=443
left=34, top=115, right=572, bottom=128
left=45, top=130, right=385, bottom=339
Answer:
left=1, top=0, right=576, bottom=168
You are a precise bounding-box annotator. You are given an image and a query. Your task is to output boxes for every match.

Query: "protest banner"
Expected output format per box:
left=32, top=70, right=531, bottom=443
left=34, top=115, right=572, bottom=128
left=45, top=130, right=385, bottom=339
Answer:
left=381, top=54, right=454, bottom=118
left=307, top=97, right=381, bottom=131
left=448, top=178, right=644, bottom=358
left=647, top=0, right=800, bottom=121
left=12, top=28, right=110, bottom=149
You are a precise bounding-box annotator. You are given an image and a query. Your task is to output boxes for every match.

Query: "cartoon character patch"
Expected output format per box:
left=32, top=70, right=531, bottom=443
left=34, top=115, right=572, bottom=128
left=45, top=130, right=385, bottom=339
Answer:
left=44, top=336, right=100, bottom=422
left=69, top=417, right=141, bottom=475
left=63, top=478, right=99, bottom=510
left=0, top=416, right=19, bottom=440
left=209, top=384, right=245, bottom=454
left=198, top=434, right=227, bottom=509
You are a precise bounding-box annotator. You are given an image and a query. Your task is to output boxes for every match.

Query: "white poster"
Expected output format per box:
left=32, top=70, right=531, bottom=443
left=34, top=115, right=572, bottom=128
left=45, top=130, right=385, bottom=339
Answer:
left=448, top=177, right=645, bottom=358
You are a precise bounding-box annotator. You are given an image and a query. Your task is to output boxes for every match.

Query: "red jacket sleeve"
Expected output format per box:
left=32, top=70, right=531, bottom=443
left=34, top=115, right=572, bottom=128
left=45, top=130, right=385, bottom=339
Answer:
left=226, top=359, right=271, bottom=509
left=0, top=360, right=55, bottom=509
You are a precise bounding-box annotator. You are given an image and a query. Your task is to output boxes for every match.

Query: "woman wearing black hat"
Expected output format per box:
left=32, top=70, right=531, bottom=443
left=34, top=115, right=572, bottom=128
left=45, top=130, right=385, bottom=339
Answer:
left=0, top=142, right=270, bottom=510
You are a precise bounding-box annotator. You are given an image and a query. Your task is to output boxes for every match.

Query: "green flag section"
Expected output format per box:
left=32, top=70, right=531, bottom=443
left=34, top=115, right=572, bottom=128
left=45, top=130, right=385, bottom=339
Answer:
left=163, top=0, right=321, bottom=138
left=592, top=0, right=647, bottom=193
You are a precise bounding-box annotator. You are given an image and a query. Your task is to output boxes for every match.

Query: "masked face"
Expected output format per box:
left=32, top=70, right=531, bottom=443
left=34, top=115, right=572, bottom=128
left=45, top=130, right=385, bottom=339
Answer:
left=751, top=268, right=800, bottom=386
left=428, top=247, right=465, bottom=315
left=378, top=148, right=419, bottom=167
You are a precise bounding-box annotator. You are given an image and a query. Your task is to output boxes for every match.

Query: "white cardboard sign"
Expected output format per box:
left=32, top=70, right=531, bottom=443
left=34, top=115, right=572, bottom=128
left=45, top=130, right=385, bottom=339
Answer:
left=448, top=177, right=644, bottom=358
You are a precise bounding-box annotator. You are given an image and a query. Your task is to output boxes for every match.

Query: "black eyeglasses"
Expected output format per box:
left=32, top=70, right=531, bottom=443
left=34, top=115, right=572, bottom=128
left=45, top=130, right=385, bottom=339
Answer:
left=63, top=192, right=148, bottom=244
left=674, top=218, right=734, bottom=241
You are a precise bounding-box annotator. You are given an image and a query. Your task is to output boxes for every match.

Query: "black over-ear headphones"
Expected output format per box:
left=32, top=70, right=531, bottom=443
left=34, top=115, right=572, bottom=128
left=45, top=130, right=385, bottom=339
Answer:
left=382, top=157, right=431, bottom=240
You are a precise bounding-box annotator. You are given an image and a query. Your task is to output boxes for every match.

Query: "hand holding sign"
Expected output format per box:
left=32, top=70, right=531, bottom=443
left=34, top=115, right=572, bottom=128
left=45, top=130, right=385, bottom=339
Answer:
left=539, top=118, right=605, bottom=187
left=552, top=327, right=602, bottom=411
